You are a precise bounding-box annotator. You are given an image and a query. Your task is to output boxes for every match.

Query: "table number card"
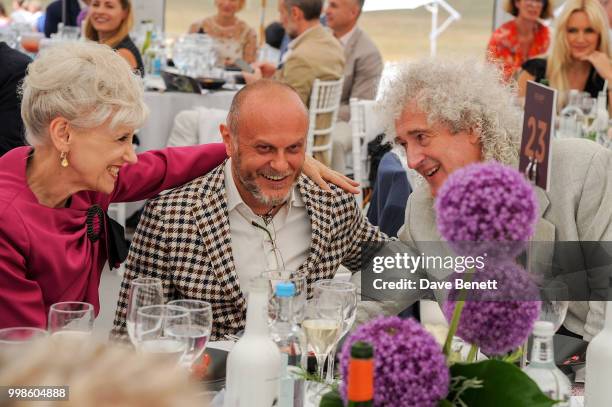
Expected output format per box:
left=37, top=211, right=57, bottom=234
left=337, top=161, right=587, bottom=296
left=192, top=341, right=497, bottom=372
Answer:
left=519, top=81, right=556, bottom=191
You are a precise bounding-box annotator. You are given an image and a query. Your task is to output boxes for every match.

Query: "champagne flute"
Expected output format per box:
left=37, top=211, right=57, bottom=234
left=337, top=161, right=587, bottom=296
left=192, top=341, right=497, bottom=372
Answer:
left=167, top=299, right=213, bottom=369
left=126, top=277, right=164, bottom=346
left=48, top=301, right=94, bottom=338
left=313, top=280, right=357, bottom=382
left=302, top=300, right=343, bottom=380
left=135, top=305, right=190, bottom=364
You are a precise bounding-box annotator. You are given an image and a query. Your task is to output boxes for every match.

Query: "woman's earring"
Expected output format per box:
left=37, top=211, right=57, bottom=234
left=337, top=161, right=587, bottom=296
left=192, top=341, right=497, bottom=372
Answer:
left=60, top=151, right=69, bottom=168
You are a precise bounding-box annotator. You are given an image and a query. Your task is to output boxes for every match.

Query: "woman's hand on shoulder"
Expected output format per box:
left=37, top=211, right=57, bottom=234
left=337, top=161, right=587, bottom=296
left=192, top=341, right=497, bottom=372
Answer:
left=302, top=155, right=360, bottom=194
left=581, top=51, right=612, bottom=81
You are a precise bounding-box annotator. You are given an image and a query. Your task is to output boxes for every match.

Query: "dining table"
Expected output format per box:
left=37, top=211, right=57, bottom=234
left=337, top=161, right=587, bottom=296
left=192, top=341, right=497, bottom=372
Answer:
left=139, top=76, right=237, bottom=152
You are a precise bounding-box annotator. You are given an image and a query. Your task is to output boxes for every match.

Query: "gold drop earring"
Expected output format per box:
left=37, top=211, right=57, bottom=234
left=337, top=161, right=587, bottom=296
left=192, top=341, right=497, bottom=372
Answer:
left=60, top=151, right=69, bottom=168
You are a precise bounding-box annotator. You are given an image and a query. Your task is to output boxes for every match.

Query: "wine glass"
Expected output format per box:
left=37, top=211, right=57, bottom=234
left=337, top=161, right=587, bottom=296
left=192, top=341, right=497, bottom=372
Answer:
left=261, top=270, right=307, bottom=324
left=539, top=280, right=569, bottom=332
left=48, top=302, right=94, bottom=338
left=0, top=327, right=48, bottom=349
left=135, top=305, right=190, bottom=364
left=313, top=280, right=357, bottom=382
left=302, top=300, right=343, bottom=380
left=167, top=299, right=213, bottom=369
left=126, top=277, right=164, bottom=346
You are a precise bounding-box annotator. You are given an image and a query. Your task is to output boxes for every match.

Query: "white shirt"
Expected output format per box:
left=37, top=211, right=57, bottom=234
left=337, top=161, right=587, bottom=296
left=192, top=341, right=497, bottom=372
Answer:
left=339, top=25, right=358, bottom=48
left=224, top=160, right=312, bottom=294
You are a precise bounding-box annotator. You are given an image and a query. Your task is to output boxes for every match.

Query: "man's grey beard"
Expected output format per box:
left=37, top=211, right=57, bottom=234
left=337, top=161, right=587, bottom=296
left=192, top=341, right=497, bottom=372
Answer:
left=232, top=154, right=298, bottom=208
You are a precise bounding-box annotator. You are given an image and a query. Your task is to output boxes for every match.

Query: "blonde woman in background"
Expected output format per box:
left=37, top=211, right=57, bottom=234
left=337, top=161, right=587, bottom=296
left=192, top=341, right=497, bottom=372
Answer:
left=84, top=0, right=144, bottom=75
left=189, top=0, right=257, bottom=65
left=0, top=338, right=206, bottom=407
left=518, top=0, right=612, bottom=111
left=487, top=0, right=553, bottom=83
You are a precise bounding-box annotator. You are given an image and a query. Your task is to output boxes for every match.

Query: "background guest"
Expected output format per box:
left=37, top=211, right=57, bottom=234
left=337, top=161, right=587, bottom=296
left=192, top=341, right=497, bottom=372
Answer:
left=27, top=1, right=43, bottom=23
left=325, top=0, right=383, bottom=173
left=0, top=4, right=10, bottom=27
left=188, top=0, right=257, bottom=65
left=10, top=0, right=32, bottom=24
left=84, top=0, right=144, bottom=76
left=0, top=41, right=31, bottom=156
left=518, top=0, right=612, bottom=111
left=487, top=0, right=552, bottom=83
left=44, top=0, right=81, bottom=37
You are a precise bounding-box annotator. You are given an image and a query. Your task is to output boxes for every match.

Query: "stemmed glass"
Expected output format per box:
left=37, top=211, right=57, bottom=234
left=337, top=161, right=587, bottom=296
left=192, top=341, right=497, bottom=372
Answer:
left=313, top=280, right=357, bottom=382
left=126, top=277, right=164, bottom=347
left=539, top=280, right=569, bottom=332
left=167, top=300, right=213, bottom=369
left=48, top=301, right=94, bottom=338
left=134, top=305, right=190, bottom=364
left=0, top=327, right=48, bottom=349
left=302, top=300, right=343, bottom=380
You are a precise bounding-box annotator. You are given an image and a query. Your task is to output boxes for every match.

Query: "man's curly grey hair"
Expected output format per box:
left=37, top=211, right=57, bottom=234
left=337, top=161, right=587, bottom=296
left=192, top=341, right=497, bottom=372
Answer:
left=380, top=58, right=522, bottom=167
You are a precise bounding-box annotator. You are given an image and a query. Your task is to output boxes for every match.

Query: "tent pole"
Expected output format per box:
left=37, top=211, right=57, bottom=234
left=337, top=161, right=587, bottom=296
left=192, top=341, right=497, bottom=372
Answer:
left=260, top=0, right=267, bottom=46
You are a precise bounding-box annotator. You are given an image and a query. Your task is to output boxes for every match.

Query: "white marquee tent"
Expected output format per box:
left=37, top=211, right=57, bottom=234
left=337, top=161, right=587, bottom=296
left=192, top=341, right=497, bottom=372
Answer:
left=361, top=0, right=461, bottom=56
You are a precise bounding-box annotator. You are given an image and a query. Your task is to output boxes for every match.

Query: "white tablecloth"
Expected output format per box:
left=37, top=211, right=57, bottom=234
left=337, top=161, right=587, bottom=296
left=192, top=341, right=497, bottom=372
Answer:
left=139, top=90, right=236, bottom=152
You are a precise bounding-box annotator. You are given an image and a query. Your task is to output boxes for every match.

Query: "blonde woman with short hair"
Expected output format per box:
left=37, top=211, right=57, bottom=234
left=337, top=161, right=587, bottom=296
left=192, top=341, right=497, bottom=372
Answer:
left=189, top=0, right=258, bottom=65
left=518, top=0, right=612, bottom=111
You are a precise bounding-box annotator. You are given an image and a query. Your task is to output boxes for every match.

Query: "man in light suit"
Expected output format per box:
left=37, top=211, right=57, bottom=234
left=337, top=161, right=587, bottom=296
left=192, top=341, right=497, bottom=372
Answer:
left=245, top=0, right=345, bottom=107
left=111, top=80, right=389, bottom=341
left=382, top=58, right=612, bottom=341
left=326, top=0, right=383, bottom=173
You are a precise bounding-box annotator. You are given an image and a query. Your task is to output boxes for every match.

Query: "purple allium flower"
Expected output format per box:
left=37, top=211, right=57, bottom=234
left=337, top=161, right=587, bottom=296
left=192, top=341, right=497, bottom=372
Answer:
left=435, top=162, right=538, bottom=259
left=340, top=316, right=449, bottom=407
left=444, top=262, right=541, bottom=355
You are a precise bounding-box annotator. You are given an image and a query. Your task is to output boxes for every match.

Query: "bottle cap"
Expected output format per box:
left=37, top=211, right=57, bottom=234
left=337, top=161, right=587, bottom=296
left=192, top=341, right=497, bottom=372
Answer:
left=350, top=341, right=374, bottom=359
left=275, top=282, right=295, bottom=297
left=532, top=321, right=554, bottom=337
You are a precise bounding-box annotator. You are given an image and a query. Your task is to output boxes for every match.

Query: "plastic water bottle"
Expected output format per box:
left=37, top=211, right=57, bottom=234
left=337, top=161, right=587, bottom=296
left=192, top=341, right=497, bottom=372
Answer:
left=144, top=31, right=166, bottom=77
left=522, top=321, right=570, bottom=406
left=269, top=282, right=305, bottom=407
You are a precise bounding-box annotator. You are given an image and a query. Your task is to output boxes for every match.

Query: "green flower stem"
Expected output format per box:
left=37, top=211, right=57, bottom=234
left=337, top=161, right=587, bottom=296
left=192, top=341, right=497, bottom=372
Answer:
left=443, top=268, right=476, bottom=358
left=443, top=299, right=465, bottom=357
left=467, top=344, right=478, bottom=362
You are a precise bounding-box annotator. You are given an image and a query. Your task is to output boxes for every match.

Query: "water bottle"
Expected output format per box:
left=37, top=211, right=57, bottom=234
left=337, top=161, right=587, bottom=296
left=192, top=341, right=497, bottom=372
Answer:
left=584, top=275, right=612, bottom=406
left=269, top=282, right=305, bottom=407
left=558, top=90, right=584, bottom=138
left=144, top=31, right=166, bottom=77
left=593, top=91, right=609, bottom=144
left=522, top=321, right=570, bottom=406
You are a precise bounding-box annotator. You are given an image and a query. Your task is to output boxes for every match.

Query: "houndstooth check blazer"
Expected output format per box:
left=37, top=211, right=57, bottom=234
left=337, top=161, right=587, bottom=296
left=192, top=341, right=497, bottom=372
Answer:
left=111, top=162, right=389, bottom=340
